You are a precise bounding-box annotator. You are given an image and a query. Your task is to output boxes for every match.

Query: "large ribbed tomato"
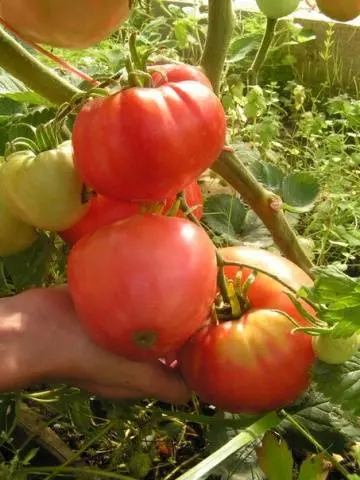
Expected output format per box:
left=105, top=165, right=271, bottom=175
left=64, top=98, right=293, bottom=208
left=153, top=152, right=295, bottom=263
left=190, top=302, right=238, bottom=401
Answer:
left=59, top=181, right=203, bottom=246
left=178, top=309, right=315, bottom=413
left=315, top=0, right=360, bottom=21
left=68, top=214, right=217, bottom=361
left=72, top=81, right=226, bottom=202
left=178, top=246, right=316, bottom=413
left=0, top=0, right=130, bottom=48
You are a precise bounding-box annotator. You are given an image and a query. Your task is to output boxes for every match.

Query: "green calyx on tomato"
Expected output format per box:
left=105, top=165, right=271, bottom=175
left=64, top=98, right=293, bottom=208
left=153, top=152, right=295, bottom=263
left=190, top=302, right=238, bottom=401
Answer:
left=72, top=78, right=226, bottom=203
left=0, top=141, right=89, bottom=231
left=256, top=0, right=300, bottom=19
left=0, top=0, right=131, bottom=49
left=0, top=194, right=37, bottom=256
left=312, top=333, right=359, bottom=364
left=178, top=246, right=316, bottom=413
left=315, top=0, right=360, bottom=21
left=67, top=214, right=217, bottom=362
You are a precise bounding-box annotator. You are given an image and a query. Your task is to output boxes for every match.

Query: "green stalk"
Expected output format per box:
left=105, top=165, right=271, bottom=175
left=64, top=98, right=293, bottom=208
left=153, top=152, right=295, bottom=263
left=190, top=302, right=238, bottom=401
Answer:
left=176, top=412, right=281, bottom=480
left=0, top=28, right=80, bottom=104
left=247, top=17, right=278, bottom=85
left=200, top=0, right=234, bottom=94
left=212, top=150, right=314, bottom=276
left=280, top=410, right=353, bottom=479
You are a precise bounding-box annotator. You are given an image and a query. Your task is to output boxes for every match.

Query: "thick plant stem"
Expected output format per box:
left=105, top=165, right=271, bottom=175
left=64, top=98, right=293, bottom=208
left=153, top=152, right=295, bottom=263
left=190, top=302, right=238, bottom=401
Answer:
left=247, top=17, right=278, bottom=85
left=0, top=28, right=80, bottom=104
left=201, top=0, right=234, bottom=94
left=212, top=151, right=314, bottom=277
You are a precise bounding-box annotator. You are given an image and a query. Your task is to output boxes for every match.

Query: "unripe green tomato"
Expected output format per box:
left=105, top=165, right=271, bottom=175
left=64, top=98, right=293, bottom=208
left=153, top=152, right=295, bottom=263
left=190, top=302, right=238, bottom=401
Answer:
left=0, top=196, right=37, bottom=256
left=312, top=333, right=359, bottom=365
left=256, top=0, right=300, bottom=19
left=0, top=141, right=89, bottom=231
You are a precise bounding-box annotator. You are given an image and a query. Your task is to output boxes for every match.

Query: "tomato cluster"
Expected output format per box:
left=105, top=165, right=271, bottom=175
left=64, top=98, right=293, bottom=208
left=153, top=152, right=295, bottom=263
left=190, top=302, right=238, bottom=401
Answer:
left=0, top=59, right=318, bottom=414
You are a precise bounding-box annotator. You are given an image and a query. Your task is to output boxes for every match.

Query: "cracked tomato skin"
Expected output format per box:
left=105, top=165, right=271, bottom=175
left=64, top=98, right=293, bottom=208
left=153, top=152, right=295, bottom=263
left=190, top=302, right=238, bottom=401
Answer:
left=0, top=0, right=130, bottom=48
left=67, top=214, right=217, bottom=361
left=178, top=309, right=315, bottom=413
left=59, top=181, right=203, bottom=246
left=149, top=63, right=213, bottom=90
left=316, top=0, right=360, bottom=21
left=220, top=246, right=315, bottom=325
left=72, top=81, right=226, bottom=202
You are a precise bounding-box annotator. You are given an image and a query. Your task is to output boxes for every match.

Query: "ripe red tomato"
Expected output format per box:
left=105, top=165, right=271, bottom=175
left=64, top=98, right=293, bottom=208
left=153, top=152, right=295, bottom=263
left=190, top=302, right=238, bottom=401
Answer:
left=59, top=182, right=203, bottom=246
left=315, top=0, right=360, bottom=21
left=0, top=0, right=130, bottom=48
left=149, top=64, right=213, bottom=90
left=220, top=246, right=315, bottom=325
left=72, top=81, right=226, bottom=202
left=67, top=214, right=217, bottom=361
left=178, top=309, right=315, bottom=413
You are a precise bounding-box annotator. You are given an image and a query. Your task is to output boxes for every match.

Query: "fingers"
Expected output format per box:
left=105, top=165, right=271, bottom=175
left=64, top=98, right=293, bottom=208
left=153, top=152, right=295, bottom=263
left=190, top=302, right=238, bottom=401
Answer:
left=76, top=361, right=191, bottom=405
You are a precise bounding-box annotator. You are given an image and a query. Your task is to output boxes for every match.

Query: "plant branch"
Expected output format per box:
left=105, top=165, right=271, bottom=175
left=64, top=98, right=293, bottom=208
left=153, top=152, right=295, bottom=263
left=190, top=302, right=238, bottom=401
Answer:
left=279, top=410, right=352, bottom=479
left=247, top=17, right=278, bottom=85
left=211, top=150, right=314, bottom=277
left=200, top=0, right=234, bottom=94
left=0, top=28, right=80, bottom=104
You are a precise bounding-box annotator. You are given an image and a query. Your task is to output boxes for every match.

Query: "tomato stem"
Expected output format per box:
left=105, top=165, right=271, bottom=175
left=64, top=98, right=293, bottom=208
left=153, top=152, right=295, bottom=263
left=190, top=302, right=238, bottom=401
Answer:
left=279, top=410, right=353, bottom=479
left=247, top=17, right=278, bottom=86
left=222, top=260, right=318, bottom=312
left=201, top=0, right=234, bottom=94
left=212, top=150, right=314, bottom=277
left=0, top=28, right=80, bottom=105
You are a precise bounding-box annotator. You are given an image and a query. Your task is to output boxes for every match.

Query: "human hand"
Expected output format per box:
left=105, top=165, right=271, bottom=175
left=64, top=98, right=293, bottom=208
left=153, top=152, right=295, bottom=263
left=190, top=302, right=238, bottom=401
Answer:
left=0, top=286, right=190, bottom=404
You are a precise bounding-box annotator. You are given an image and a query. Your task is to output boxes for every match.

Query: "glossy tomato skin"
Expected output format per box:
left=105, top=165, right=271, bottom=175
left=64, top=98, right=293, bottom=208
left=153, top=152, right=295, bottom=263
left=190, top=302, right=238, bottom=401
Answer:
left=59, top=182, right=203, bottom=246
left=256, top=0, right=300, bottom=18
left=178, top=309, right=315, bottom=413
left=0, top=0, right=130, bottom=48
left=68, top=214, right=217, bottom=361
left=149, top=64, right=213, bottom=90
left=316, top=0, right=360, bottom=21
left=220, top=246, right=315, bottom=325
left=72, top=81, right=226, bottom=202
left=59, top=195, right=140, bottom=246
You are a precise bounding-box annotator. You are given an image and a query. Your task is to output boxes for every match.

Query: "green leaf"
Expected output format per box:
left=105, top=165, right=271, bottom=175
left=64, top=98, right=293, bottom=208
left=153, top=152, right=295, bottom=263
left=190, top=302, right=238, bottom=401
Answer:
left=202, top=194, right=247, bottom=245
left=241, top=210, right=273, bottom=248
left=301, top=266, right=360, bottom=337
left=298, top=455, right=330, bottom=480
left=227, top=34, right=261, bottom=64
left=282, top=172, right=320, bottom=212
left=257, top=432, right=293, bottom=480
left=248, top=159, right=284, bottom=194
left=313, top=351, right=360, bottom=416
left=1, top=91, right=49, bottom=106
left=2, top=234, right=55, bottom=291
left=279, top=388, right=360, bottom=453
